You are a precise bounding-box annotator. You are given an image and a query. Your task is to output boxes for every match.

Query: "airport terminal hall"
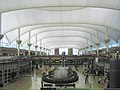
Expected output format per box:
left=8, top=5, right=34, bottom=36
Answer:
left=0, top=0, right=120, bottom=90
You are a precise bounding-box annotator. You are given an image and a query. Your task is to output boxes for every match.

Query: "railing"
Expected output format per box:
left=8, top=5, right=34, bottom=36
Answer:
left=56, top=88, right=103, bottom=90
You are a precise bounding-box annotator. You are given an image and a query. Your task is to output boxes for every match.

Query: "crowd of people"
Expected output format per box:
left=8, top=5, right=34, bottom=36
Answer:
left=84, top=64, right=109, bottom=87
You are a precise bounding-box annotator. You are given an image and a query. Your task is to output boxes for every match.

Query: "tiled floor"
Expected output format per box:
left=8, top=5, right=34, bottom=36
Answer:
left=1, top=66, right=107, bottom=90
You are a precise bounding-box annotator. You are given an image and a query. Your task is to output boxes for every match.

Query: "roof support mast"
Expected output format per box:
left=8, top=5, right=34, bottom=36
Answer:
left=27, top=31, right=32, bottom=56
left=16, top=28, right=22, bottom=57
left=35, top=34, right=38, bottom=56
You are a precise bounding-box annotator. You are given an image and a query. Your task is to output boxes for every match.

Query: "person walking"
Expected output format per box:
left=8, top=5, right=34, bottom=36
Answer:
left=85, top=73, right=89, bottom=84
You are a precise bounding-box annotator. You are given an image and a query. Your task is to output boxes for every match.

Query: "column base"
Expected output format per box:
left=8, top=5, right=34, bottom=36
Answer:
left=27, top=43, right=32, bottom=47
left=16, top=40, right=22, bottom=44
left=35, top=45, right=38, bottom=48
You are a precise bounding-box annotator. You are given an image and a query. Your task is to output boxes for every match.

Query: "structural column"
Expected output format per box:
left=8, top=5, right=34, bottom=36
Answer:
left=35, top=45, right=38, bottom=56
left=45, top=45, right=47, bottom=55
left=0, top=35, right=3, bottom=55
left=96, top=31, right=99, bottom=57
left=35, top=35, right=38, bottom=56
left=16, top=28, right=22, bottom=57
left=0, top=14, right=3, bottom=35
left=42, top=44, right=45, bottom=55
left=103, top=29, right=110, bottom=77
left=27, top=31, right=32, bottom=74
left=85, top=47, right=88, bottom=55
left=78, top=49, right=80, bottom=55
left=43, top=44, right=46, bottom=55
left=90, top=34, right=93, bottom=55
left=0, top=14, right=4, bottom=55
left=48, top=49, right=51, bottom=55
left=96, top=43, right=99, bottom=57
left=55, top=48, right=59, bottom=55
left=84, top=42, right=88, bottom=55
left=86, top=40, right=89, bottom=55
left=39, top=40, right=42, bottom=55
left=40, top=47, right=42, bottom=56
left=46, top=49, right=48, bottom=55
left=68, top=48, right=73, bottom=56
left=104, top=28, right=110, bottom=53
left=27, top=31, right=32, bottom=56
left=0, top=14, right=4, bottom=86
left=16, top=28, right=22, bottom=79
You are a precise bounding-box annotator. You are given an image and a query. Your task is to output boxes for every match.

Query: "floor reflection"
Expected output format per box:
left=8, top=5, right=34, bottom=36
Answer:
left=1, top=66, right=106, bottom=90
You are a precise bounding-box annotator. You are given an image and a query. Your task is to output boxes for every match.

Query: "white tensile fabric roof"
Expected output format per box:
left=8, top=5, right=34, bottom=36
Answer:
left=0, top=0, right=120, bottom=49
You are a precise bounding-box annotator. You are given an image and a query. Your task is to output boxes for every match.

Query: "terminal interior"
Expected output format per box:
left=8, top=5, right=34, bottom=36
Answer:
left=0, top=0, right=120, bottom=90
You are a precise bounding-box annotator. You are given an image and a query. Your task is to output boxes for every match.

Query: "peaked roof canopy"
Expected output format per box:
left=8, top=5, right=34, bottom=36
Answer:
left=0, top=0, right=120, bottom=49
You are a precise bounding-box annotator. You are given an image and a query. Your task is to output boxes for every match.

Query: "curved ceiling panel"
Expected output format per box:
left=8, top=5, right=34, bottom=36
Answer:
left=20, top=30, right=97, bottom=46
left=48, top=44, right=87, bottom=49
left=10, top=25, right=105, bottom=42
left=39, top=37, right=90, bottom=46
left=0, top=0, right=120, bottom=13
left=2, top=8, right=120, bottom=33
left=20, top=29, right=103, bottom=45
left=9, top=24, right=119, bottom=43
left=43, top=41, right=87, bottom=46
